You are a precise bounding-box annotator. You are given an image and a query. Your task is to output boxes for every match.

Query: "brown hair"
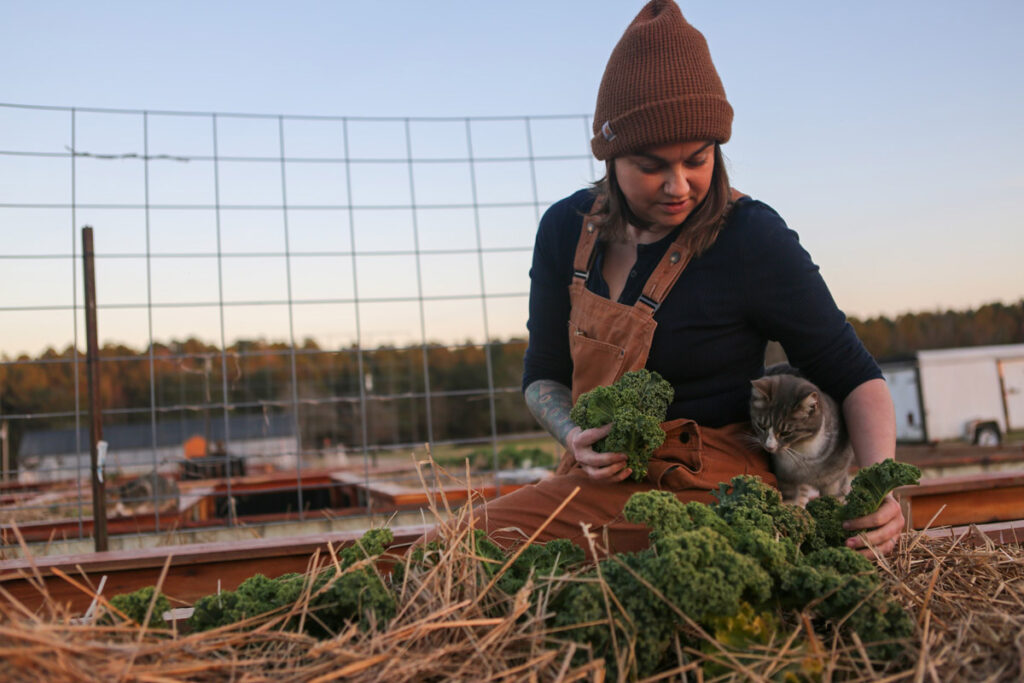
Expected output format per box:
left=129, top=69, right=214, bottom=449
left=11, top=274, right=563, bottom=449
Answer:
left=589, top=142, right=733, bottom=256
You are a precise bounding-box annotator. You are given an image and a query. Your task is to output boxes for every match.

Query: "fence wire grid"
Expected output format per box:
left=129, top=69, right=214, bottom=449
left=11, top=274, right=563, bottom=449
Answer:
left=0, top=102, right=601, bottom=547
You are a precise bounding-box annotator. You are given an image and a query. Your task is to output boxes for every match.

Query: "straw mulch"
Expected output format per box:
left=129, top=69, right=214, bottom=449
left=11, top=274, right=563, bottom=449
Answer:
left=1, top=514, right=1022, bottom=682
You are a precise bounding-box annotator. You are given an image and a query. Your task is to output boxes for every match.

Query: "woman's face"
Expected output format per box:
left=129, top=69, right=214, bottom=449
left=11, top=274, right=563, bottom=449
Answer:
left=613, top=140, right=716, bottom=237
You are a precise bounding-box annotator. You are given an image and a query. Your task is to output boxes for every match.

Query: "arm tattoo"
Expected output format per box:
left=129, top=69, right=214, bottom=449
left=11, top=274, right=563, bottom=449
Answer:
left=524, top=379, right=577, bottom=446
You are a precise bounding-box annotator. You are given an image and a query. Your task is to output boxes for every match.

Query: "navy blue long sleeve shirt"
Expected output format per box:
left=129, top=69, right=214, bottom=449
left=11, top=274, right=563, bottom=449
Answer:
left=522, top=188, right=881, bottom=428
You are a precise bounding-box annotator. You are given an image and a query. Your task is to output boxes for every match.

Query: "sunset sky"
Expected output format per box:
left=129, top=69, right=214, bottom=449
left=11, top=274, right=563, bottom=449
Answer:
left=2, top=1, right=1022, bottom=356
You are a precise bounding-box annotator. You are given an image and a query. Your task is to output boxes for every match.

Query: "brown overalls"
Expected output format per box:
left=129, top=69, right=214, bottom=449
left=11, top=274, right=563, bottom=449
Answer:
left=469, top=205, right=776, bottom=557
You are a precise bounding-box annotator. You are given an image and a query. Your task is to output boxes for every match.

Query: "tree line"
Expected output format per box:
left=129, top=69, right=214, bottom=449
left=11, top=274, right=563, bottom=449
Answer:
left=1, top=299, right=1021, bottom=471
left=0, top=337, right=536, bottom=469
left=848, top=300, right=1024, bottom=360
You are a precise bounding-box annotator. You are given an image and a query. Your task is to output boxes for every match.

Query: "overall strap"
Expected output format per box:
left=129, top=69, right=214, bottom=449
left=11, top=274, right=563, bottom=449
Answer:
left=635, top=233, right=694, bottom=315
left=570, top=195, right=695, bottom=313
left=635, top=193, right=746, bottom=310
left=571, top=199, right=604, bottom=283
left=636, top=193, right=743, bottom=310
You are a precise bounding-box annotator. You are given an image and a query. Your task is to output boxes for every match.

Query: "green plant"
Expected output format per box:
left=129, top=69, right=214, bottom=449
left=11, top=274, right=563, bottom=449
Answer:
left=103, top=586, right=171, bottom=629
left=569, top=369, right=674, bottom=480
left=804, top=459, right=921, bottom=552
left=553, top=474, right=916, bottom=677
left=188, top=528, right=395, bottom=636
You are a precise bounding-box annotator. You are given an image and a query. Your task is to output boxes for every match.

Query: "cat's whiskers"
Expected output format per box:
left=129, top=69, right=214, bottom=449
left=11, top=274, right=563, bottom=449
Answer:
left=780, top=445, right=804, bottom=461
left=738, top=432, right=766, bottom=452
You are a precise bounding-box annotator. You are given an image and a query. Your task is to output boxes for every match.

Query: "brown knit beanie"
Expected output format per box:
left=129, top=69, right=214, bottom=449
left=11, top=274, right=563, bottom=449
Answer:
left=591, top=0, right=732, bottom=160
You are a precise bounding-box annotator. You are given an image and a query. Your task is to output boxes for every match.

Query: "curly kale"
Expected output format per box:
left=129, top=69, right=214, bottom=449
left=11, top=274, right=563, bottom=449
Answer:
left=569, top=369, right=674, bottom=480
left=554, top=476, right=915, bottom=676
left=842, top=459, right=922, bottom=520
left=708, top=475, right=815, bottom=578
left=309, top=564, right=396, bottom=635
left=699, top=602, right=823, bottom=680
left=803, top=495, right=846, bottom=552
left=395, top=529, right=584, bottom=608
left=492, top=538, right=585, bottom=595
left=552, top=549, right=681, bottom=676
left=804, top=545, right=875, bottom=575
left=555, top=489, right=779, bottom=677
left=780, top=546, right=912, bottom=660
left=804, top=459, right=921, bottom=552
left=103, top=586, right=171, bottom=629
left=189, top=528, right=395, bottom=635
left=714, top=476, right=914, bottom=661
left=624, top=490, right=732, bottom=541
left=341, top=527, right=393, bottom=564
left=189, top=573, right=296, bottom=632
left=554, top=527, right=772, bottom=677
left=647, top=527, right=774, bottom=619
left=712, top=474, right=814, bottom=545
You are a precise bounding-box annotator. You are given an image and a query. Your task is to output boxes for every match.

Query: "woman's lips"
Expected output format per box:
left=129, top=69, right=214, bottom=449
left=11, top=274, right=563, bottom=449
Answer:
left=659, top=200, right=689, bottom=214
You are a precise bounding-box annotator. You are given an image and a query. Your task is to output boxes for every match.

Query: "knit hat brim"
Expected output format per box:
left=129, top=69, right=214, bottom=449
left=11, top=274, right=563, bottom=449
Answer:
left=591, top=94, right=733, bottom=160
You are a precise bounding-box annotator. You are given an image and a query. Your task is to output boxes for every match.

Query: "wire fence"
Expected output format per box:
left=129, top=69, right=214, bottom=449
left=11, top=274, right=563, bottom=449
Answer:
left=0, top=102, right=600, bottom=548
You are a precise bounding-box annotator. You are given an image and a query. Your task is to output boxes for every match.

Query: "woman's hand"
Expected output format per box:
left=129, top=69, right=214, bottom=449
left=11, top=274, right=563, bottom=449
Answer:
left=841, top=380, right=903, bottom=557
left=842, top=493, right=904, bottom=558
left=566, top=424, right=633, bottom=482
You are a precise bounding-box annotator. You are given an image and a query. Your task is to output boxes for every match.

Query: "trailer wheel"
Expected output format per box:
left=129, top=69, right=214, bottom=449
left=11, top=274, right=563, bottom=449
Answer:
left=973, top=422, right=1002, bottom=447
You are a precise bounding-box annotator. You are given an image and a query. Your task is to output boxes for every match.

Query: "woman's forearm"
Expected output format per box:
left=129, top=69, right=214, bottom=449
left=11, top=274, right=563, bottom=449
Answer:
left=840, top=377, right=906, bottom=555
left=524, top=379, right=577, bottom=447
left=842, top=378, right=897, bottom=468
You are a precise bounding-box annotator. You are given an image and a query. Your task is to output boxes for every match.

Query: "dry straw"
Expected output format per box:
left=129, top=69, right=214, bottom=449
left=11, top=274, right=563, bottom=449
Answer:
left=1, top=463, right=1022, bottom=682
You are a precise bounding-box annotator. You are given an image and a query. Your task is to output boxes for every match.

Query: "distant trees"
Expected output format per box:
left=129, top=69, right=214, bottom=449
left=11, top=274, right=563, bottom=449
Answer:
left=0, top=336, right=533, bottom=472
left=849, top=300, right=1024, bottom=360
left=2, top=299, right=1022, bottom=473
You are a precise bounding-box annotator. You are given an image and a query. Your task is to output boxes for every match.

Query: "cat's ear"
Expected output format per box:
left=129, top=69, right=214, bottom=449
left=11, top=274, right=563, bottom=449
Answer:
left=797, top=391, right=819, bottom=418
left=751, top=377, right=772, bottom=400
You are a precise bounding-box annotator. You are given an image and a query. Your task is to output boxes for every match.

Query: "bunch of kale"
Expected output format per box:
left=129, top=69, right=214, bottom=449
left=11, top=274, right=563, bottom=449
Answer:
left=101, top=585, right=172, bottom=629
left=569, top=369, right=675, bottom=480
left=187, top=527, right=395, bottom=636
left=553, top=460, right=921, bottom=678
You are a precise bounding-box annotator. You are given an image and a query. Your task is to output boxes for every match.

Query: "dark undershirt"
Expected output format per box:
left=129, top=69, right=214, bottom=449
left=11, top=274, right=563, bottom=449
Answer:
left=522, top=188, right=881, bottom=427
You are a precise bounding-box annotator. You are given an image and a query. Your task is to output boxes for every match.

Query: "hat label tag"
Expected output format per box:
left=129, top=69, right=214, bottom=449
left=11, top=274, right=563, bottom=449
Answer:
left=601, top=121, right=616, bottom=141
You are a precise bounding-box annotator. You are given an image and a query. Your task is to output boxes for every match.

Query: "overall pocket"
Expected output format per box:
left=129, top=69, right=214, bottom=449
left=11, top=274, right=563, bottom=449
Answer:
left=568, top=320, right=627, bottom=397
left=646, top=419, right=705, bottom=490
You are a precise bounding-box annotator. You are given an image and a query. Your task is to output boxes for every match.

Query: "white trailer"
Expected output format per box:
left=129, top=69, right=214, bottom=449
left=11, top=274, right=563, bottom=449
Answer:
left=881, top=343, right=1024, bottom=445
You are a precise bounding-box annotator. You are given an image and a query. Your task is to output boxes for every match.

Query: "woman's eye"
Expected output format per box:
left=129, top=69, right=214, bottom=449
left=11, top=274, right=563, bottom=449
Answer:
left=685, top=156, right=709, bottom=168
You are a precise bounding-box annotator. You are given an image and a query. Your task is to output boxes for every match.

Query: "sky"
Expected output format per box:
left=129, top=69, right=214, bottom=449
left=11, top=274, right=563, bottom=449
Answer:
left=2, top=0, right=1023, bottom=357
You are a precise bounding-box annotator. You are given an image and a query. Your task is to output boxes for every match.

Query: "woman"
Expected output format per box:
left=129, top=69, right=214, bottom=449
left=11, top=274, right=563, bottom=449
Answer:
left=470, top=0, right=904, bottom=559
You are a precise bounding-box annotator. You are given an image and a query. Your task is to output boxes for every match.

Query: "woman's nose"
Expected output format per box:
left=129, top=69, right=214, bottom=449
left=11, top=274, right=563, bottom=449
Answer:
left=663, top=165, right=689, bottom=196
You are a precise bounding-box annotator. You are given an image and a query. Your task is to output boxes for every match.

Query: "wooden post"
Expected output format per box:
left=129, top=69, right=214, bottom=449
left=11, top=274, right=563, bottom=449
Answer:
left=0, top=419, right=9, bottom=482
left=82, top=227, right=109, bottom=552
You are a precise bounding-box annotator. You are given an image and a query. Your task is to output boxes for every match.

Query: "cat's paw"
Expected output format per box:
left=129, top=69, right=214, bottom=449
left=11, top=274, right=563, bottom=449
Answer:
left=789, top=483, right=818, bottom=508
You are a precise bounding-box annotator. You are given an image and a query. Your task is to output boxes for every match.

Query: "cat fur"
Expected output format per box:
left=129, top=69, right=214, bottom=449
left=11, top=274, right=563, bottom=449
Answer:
left=749, top=364, right=853, bottom=503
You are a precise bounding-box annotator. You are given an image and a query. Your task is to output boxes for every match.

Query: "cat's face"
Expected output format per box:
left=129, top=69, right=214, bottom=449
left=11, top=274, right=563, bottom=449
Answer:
left=749, top=375, right=823, bottom=454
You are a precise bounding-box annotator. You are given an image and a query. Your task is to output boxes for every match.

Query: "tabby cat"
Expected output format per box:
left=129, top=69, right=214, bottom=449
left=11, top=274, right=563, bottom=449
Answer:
left=749, top=364, right=853, bottom=503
